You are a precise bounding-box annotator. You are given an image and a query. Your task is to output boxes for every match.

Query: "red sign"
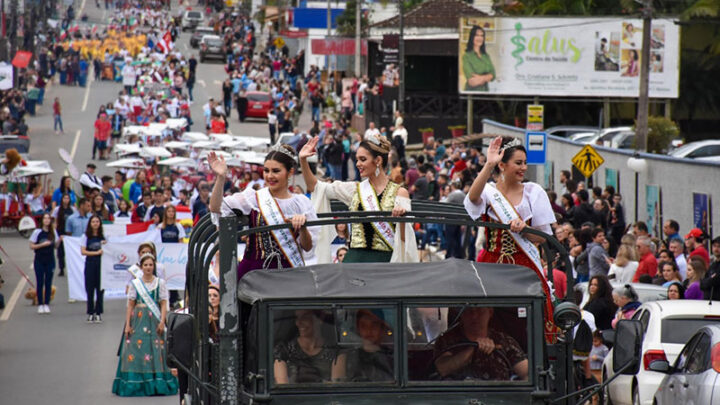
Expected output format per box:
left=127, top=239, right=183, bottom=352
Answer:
left=280, top=30, right=308, bottom=38
left=11, top=51, right=32, bottom=69
left=311, top=39, right=367, bottom=56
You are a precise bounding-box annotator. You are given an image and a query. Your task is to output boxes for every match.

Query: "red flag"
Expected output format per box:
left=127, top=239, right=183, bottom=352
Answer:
left=126, top=221, right=153, bottom=235
left=11, top=51, right=33, bottom=68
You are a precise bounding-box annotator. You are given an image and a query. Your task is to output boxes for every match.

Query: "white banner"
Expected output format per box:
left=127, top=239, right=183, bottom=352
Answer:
left=0, top=63, right=13, bottom=91
left=458, top=17, right=680, bottom=98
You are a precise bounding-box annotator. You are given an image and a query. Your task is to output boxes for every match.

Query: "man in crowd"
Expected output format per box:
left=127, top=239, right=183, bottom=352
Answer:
left=100, top=175, right=118, bottom=215
left=587, top=228, right=609, bottom=278
left=685, top=228, right=710, bottom=266
left=662, top=219, right=682, bottom=245
left=66, top=198, right=92, bottom=236
left=668, top=238, right=688, bottom=280
left=633, top=236, right=658, bottom=282
left=700, top=237, right=720, bottom=300
left=79, top=163, right=103, bottom=197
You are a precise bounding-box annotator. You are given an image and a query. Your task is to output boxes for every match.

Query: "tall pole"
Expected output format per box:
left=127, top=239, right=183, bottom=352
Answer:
left=354, top=0, right=360, bottom=77
left=397, top=0, right=404, bottom=113
left=326, top=0, right=331, bottom=84
left=635, top=0, right=652, bottom=152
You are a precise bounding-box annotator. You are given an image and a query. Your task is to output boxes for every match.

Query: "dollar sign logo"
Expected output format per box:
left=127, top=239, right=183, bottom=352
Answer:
left=511, top=22, right=525, bottom=69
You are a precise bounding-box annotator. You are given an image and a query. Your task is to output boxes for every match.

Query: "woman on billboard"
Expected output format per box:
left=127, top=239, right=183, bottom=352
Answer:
left=462, top=25, right=496, bottom=92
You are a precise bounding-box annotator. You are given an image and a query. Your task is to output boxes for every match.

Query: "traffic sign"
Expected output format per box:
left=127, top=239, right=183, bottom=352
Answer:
left=527, top=104, right=544, bottom=131
left=571, top=144, right=604, bottom=178
left=525, top=131, right=546, bottom=165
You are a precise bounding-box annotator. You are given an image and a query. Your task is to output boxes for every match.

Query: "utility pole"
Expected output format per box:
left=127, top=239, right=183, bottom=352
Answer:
left=326, top=0, right=331, bottom=84
left=635, top=0, right=652, bottom=152
left=397, top=0, right=404, bottom=113
left=354, top=0, right=360, bottom=77
left=9, top=0, right=17, bottom=85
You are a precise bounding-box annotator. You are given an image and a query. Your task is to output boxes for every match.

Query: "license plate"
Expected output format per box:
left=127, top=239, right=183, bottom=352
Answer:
left=253, top=105, right=263, bottom=109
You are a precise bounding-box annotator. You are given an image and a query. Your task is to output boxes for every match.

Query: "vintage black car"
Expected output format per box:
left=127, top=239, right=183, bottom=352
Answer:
left=170, top=206, right=644, bottom=405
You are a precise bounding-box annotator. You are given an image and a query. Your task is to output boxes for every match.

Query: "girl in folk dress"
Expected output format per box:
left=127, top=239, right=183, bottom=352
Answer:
left=112, top=253, right=178, bottom=397
left=299, top=134, right=417, bottom=264
left=208, top=145, right=319, bottom=278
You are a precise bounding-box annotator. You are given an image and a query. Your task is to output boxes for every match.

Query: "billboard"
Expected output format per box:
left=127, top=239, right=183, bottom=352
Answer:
left=458, top=17, right=680, bottom=98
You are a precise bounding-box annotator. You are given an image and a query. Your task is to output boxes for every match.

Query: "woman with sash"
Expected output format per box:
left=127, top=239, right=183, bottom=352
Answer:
left=465, top=136, right=558, bottom=337
left=113, top=253, right=178, bottom=397
left=208, top=145, right=318, bottom=278
left=299, top=133, right=417, bottom=264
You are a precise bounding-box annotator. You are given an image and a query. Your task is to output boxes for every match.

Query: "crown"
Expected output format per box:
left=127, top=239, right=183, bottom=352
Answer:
left=270, top=144, right=296, bottom=159
left=500, top=138, right=522, bottom=153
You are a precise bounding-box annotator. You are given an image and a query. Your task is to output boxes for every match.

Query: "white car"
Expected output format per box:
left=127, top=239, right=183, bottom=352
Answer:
left=575, top=282, right=666, bottom=309
left=668, top=140, right=720, bottom=163
left=574, top=126, right=633, bottom=146
left=181, top=10, right=205, bottom=31
left=602, top=300, right=720, bottom=405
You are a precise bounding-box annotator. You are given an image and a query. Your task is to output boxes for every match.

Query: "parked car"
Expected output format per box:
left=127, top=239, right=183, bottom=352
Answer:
left=568, top=131, right=598, bottom=143
left=651, top=324, right=720, bottom=405
left=602, top=300, right=720, bottom=405
left=244, top=91, right=272, bottom=120
left=181, top=10, right=204, bottom=31
left=199, top=35, right=225, bottom=62
left=190, top=26, right=215, bottom=48
left=546, top=125, right=600, bottom=138
left=576, top=282, right=666, bottom=309
left=668, top=140, right=720, bottom=163
left=574, top=126, right=633, bottom=146
left=606, top=130, right=636, bottom=149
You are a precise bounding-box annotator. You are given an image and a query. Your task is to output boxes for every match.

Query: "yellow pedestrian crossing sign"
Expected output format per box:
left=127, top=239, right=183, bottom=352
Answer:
left=571, top=144, right=604, bottom=178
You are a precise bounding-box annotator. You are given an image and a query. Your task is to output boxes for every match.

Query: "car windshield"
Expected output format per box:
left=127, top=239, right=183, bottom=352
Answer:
left=248, top=93, right=270, bottom=102
left=206, top=39, right=223, bottom=46
left=661, top=318, right=720, bottom=344
left=669, top=143, right=699, bottom=157
left=187, top=11, right=202, bottom=18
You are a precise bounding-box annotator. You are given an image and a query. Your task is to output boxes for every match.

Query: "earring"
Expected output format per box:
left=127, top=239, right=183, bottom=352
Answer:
left=375, top=166, right=380, bottom=177
left=500, top=171, right=505, bottom=183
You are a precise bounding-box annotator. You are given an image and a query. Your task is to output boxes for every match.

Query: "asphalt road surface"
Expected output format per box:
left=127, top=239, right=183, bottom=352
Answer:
left=0, top=1, right=282, bottom=403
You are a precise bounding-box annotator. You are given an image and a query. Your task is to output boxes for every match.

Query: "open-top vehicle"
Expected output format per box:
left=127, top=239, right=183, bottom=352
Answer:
left=170, top=203, right=645, bottom=405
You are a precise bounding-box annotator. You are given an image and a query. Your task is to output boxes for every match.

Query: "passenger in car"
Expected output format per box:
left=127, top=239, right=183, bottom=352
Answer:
left=347, top=310, right=394, bottom=382
left=273, top=310, right=346, bottom=384
left=434, top=307, right=528, bottom=381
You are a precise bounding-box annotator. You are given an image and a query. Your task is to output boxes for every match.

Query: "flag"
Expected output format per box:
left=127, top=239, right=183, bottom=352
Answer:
left=157, top=31, right=174, bottom=54
left=59, top=29, right=67, bottom=41
left=126, top=221, right=153, bottom=235
left=91, top=25, right=98, bottom=35
left=69, top=23, right=80, bottom=33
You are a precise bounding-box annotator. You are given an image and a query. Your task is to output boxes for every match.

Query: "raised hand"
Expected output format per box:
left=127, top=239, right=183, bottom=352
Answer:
left=486, top=137, right=505, bottom=167
left=299, top=136, right=319, bottom=160
left=208, top=151, right=228, bottom=177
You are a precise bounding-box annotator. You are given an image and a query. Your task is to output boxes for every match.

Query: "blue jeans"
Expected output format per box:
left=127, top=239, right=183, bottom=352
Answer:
left=54, top=114, right=64, bottom=132
left=421, top=223, right=444, bottom=249
left=34, top=259, right=55, bottom=305
left=311, top=106, right=320, bottom=122
left=327, top=164, right=342, bottom=180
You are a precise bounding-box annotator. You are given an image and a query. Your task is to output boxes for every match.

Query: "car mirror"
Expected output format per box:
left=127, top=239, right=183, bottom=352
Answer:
left=166, top=312, right=194, bottom=370
left=612, top=320, right=643, bottom=375
left=648, top=360, right=671, bottom=373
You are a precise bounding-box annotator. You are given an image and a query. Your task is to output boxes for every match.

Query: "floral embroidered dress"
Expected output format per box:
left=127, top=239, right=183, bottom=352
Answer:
left=112, top=277, right=177, bottom=397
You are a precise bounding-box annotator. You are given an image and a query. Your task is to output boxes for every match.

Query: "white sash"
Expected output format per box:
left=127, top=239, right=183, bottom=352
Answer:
left=358, top=180, right=395, bottom=248
left=484, top=184, right=544, bottom=275
left=131, top=277, right=162, bottom=320
left=256, top=188, right=304, bottom=268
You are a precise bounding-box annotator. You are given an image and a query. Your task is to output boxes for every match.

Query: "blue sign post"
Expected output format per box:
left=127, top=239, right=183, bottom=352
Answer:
left=525, top=131, right=547, bottom=165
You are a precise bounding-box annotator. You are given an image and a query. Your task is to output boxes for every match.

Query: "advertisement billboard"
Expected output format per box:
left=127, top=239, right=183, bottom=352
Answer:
left=458, top=17, right=680, bottom=98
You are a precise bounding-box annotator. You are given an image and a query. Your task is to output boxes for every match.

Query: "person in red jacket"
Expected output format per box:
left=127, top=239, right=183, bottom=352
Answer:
left=633, top=236, right=658, bottom=282
left=685, top=228, right=710, bottom=266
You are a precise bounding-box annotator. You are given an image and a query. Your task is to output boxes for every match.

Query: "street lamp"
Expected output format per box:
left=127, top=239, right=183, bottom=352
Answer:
left=627, top=154, right=648, bottom=223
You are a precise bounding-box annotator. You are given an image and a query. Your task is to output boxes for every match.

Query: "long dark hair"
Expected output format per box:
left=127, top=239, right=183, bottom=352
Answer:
left=465, top=25, right=487, bottom=55
left=493, top=136, right=527, bottom=174
left=586, top=275, right=617, bottom=312
left=57, top=193, right=73, bottom=232
left=85, top=214, right=105, bottom=239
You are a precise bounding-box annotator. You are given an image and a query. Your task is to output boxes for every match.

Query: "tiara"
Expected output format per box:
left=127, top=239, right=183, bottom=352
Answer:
left=364, top=133, right=390, bottom=153
left=270, top=144, right=296, bottom=159
left=500, top=138, right=522, bottom=152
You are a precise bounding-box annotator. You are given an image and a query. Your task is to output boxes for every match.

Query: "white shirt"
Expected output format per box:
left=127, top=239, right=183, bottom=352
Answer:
left=24, top=194, right=45, bottom=213
left=364, top=128, right=380, bottom=140
left=79, top=171, right=103, bottom=190
left=675, top=254, right=688, bottom=280
left=392, top=127, right=408, bottom=145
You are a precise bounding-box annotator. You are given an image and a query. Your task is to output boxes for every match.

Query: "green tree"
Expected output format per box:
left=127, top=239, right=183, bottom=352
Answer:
left=336, top=0, right=369, bottom=36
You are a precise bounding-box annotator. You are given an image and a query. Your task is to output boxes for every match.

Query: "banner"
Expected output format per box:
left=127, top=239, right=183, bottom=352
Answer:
left=645, top=185, right=661, bottom=238
left=0, top=63, right=13, bottom=90
left=693, top=193, right=709, bottom=236
left=458, top=17, right=680, bottom=98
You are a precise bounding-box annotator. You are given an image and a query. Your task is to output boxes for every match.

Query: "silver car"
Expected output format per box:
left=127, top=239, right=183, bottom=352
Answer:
left=651, top=324, right=720, bottom=405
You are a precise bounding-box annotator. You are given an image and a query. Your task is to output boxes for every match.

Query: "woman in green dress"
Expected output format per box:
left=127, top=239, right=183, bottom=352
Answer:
left=462, top=25, right=495, bottom=92
left=112, top=253, right=178, bottom=397
left=299, top=133, right=417, bottom=264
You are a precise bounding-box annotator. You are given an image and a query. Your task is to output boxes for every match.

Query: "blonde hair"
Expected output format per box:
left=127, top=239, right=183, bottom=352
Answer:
left=615, top=244, right=635, bottom=267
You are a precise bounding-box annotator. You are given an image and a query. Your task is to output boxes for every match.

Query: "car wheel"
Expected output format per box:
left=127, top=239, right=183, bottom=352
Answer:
left=602, top=369, right=613, bottom=405
left=632, top=383, right=640, bottom=405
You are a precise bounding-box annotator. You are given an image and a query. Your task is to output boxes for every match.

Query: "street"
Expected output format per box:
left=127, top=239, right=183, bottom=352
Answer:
left=0, top=2, right=273, bottom=403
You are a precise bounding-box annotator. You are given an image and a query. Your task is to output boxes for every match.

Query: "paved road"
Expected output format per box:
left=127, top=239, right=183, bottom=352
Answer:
left=0, top=1, right=283, bottom=403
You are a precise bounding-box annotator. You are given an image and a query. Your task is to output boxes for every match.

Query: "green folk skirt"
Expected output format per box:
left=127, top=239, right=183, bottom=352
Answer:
left=343, top=248, right=393, bottom=263
left=112, top=305, right=178, bottom=397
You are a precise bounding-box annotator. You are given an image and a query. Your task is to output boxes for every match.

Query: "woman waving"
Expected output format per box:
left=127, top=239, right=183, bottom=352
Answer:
left=299, top=133, right=417, bottom=264
left=208, top=145, right=318, bottom=278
